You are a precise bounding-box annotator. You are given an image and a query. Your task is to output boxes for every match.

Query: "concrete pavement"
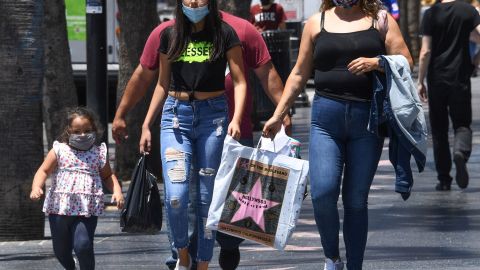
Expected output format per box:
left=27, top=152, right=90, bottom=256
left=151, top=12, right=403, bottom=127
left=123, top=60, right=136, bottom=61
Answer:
left=1, top=77, right=480, bottom=269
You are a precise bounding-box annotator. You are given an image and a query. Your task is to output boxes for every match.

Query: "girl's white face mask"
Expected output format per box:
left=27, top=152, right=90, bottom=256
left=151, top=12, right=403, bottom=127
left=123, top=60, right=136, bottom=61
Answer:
left=69, top=133, right=96, bottom=150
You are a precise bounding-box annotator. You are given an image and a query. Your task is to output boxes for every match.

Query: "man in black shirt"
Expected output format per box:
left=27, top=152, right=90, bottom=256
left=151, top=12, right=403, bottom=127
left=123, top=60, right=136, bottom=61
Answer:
left=418, top=0, right=480, bottom=190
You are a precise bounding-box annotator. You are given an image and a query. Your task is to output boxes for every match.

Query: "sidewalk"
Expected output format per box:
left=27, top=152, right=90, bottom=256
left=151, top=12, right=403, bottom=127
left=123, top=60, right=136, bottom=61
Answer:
left=2, top=78, right=480, bottom=269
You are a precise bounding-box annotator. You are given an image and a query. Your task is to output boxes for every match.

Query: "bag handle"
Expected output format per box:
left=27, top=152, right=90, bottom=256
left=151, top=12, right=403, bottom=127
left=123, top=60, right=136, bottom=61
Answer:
left=257, top=137, right=276, bottom=153
left=257, top=125, right=288, bottom=153
left=139, top=153, right=154, bottom=175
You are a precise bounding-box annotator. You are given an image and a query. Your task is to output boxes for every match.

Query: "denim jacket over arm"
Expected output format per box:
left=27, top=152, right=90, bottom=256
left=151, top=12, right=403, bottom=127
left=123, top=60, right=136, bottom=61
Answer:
left=369, top=55, right=428, bottom=200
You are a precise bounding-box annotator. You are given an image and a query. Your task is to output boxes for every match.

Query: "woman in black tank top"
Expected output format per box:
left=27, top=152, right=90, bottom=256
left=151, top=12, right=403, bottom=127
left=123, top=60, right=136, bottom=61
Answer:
left=263, top=1, right=412, bottom=269
left=314, top=10, right=386, bottom=101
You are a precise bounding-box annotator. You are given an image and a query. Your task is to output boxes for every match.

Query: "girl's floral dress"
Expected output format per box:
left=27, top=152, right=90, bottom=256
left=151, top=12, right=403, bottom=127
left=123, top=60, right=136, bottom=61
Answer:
left=43, top=141, right=107, bottom=217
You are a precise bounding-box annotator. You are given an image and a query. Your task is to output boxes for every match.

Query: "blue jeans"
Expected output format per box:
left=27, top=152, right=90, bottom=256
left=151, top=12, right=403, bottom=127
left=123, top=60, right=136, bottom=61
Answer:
left=161, top=95, right=228, bottom=262
left=48, top=214, right=98, bottom=270
left=165, top=136, right=252, bottom=269
left=309, top=95, right=384, bottom=270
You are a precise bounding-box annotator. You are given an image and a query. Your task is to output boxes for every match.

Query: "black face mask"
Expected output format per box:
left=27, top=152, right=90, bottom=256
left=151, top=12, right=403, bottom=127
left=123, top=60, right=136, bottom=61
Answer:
left=261, top=0, right=272, bottom=6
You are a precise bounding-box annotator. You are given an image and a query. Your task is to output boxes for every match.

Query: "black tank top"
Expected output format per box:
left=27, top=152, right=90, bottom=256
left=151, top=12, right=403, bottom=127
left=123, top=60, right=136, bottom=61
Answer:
left=314, top=12, right=386, bottom=102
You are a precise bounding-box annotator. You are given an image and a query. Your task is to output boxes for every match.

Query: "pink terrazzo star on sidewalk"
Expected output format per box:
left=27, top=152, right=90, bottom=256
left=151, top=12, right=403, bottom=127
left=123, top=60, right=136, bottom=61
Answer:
left=230, top=177, right=280, bottom=231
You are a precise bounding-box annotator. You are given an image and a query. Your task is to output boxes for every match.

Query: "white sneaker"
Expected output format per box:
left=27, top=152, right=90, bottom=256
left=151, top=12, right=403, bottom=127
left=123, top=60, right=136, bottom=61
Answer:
left=174, top=255, right=192, bottom=270
left=324, top=258, right=344, bottom=270
left=73, top=256, right=79, bottom=269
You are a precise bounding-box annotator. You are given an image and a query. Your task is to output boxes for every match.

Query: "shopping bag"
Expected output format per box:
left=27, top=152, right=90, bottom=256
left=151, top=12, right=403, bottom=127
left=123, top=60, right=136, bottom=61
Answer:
left=207, top=135, right=309, bottom=250
left=120, top=155, right=162, bottom=233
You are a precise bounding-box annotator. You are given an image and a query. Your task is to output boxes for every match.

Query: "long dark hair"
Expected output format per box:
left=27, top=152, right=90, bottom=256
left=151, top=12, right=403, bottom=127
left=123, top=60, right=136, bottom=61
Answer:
left=167, top=0, right=225, bottom=61
left=57, top=107, right=103, bottom=144
left=321, top=0, right=383, bottom=20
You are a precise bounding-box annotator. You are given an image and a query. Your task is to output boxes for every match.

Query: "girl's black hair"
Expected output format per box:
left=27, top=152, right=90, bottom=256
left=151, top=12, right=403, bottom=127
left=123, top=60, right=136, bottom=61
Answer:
left=167, top=0, right=225, bottom=61
left=57, top=107, right=104, bottom=144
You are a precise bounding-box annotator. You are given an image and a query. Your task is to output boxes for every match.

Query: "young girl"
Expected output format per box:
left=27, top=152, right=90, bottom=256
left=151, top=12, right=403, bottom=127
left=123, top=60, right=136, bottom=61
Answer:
left=30, top=107, right=124, bottom=270
left=139, top=0, right=247, bottom=269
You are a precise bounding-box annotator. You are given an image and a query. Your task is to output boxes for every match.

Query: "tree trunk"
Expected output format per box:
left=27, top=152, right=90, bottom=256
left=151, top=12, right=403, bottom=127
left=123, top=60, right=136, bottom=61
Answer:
left=399, top=0, right=420, bottom=60
left=407, top=0, right=420, bottom=60
left=43, top=0, right=78, bottom=148
left=399, top=0, right=410, bottom=48
left=218, top=0, right=252, bottom=19
left=0, top=0, right=45, bottom=240
left=115, top=0, right=160, bottom=180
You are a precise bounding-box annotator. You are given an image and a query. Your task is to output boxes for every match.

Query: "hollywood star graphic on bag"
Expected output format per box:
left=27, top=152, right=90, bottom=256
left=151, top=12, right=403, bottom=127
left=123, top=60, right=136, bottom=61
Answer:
left=218, top=158, right=288, bottom=246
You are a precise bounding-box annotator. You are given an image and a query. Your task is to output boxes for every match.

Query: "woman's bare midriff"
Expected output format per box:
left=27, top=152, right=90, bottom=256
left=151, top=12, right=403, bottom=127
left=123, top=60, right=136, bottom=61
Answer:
left=168, top=90, right=225, bottom=101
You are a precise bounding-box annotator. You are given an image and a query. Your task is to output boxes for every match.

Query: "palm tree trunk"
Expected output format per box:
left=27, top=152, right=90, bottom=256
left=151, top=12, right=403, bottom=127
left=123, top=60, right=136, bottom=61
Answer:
left=43, top=0, right=78, bottom=148
left=115, top=0, right=160, bottom=180
left=407, top=0, right=420, bottom=60
left=218, top=0, right=252, bottom=19
left=0, top=0, right=45, bottom=241
left=399, top=0, right=409, bottom=47
left=399, top=0, right=421, bottom=60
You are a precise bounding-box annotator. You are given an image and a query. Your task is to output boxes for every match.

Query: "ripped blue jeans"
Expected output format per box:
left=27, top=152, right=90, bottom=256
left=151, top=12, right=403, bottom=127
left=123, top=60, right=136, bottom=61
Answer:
left=161, top=95, right=228, bottom=262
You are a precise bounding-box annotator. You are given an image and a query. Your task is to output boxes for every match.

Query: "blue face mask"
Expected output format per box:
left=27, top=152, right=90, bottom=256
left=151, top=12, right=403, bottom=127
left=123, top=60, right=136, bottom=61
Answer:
left=182, top=4, right=209, bottom=24
left=332, top=0, right=360, bottom=9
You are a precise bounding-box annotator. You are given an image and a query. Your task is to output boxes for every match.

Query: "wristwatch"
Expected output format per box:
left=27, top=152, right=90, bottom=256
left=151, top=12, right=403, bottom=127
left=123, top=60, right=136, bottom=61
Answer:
left=377, top=56, right=385, bottom=69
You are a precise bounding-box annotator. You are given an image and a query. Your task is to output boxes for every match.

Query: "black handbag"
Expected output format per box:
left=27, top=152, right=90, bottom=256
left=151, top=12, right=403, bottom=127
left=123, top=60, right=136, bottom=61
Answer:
left=120, top=155, right=162, bottom=233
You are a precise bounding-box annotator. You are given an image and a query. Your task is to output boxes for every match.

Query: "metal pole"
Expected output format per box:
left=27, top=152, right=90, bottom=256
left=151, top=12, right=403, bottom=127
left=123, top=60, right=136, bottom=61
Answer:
left=86, top=0, right=108, bottom=144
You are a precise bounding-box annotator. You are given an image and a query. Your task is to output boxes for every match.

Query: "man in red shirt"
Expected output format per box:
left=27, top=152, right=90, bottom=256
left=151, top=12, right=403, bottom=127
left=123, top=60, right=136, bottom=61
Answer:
left=250, top=0, right=287, bottom=32
left=112, top=11, right=291, bottom=270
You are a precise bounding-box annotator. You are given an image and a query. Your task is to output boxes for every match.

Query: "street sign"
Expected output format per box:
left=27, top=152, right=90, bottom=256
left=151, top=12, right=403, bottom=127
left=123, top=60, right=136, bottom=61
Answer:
left=86, top=0, right=103, bottom=14
left=66, top=0, right=86, bottom=41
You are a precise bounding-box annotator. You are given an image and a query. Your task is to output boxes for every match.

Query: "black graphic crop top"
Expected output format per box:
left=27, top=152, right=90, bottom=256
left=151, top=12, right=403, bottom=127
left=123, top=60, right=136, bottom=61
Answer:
left=159, top=22, right=241, bottom=92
